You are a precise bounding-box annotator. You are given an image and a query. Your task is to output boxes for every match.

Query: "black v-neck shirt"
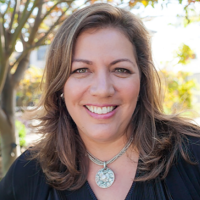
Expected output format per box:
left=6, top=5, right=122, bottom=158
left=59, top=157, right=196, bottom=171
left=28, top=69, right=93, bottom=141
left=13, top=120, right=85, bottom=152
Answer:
left=1, top=136, right=200, bottom=200
left=61, top=178, right=170, bottom=200
left=85, top=180, right=137, bottom=200
left=62, top=166, right=171, bottom=200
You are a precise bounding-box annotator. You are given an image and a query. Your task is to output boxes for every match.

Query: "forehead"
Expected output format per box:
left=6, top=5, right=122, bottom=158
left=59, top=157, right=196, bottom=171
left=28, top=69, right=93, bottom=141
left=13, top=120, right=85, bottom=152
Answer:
left=75, top=27, right=132, bottom=46
left=73, top=27, right=136, bottom=60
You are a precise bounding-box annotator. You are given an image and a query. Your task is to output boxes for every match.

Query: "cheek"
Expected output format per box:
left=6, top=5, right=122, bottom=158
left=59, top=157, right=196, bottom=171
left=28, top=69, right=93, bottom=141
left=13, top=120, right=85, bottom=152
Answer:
left=63, top=78, right=88, bottom=107
left=63, top=80, right=77, bottom=107
left=117, top=78, right=140, bottom=103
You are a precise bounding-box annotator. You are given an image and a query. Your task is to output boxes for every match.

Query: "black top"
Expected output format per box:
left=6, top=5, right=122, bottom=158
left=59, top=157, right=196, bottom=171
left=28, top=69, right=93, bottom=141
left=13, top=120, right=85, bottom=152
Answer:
left=0, top=135, right=200, bottom=200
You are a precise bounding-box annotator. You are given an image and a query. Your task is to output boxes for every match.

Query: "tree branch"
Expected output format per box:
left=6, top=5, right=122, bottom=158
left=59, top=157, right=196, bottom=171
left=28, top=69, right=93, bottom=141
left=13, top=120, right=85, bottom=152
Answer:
left=10, top=48, right=30, bottom=69
left=20, top=33, right=26, bottom=47
left=9, top=0, right=39, bottom=54
left=0, top=107, right=10, bottom=134
left=8, top=0, right=18, bottom=33
left=31, top=0, right=75, bottom=44
left=2, top=0, right=11, bottom=17
left=17, top=1, right=22, bottom=24
left=28, top=0, right=43, bottom=44
left=35, top=7, right=69, bottom=46
left=55, top=0, right=89, bottom=26
left=10, top=43, right=43, bottom=69
left=12, top=52, right=31, bottom=86
left=39, top=1, right=61, bottom=24
left=0, top=12, right=4, bottom=63
left=19, top=0, right=31, bottom=22
left=0, top=61, right=9, bottom=95
left=2, top=15, right=9, bottom=54
left=35, top=0, right=49, bottom=7
left=34, top=0, right=89, bottom=46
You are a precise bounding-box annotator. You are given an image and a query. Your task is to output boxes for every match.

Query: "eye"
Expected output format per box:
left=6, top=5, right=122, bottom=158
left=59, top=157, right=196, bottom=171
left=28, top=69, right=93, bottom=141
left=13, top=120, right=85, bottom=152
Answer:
left=115, top=68, right=130, bottom=73
left=72, top=68, right=88, bottom=73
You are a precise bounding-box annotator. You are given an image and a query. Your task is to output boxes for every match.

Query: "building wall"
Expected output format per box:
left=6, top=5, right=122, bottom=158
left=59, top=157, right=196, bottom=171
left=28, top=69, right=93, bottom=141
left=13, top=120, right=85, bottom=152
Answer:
left=29, top=45, right=48, bottom=68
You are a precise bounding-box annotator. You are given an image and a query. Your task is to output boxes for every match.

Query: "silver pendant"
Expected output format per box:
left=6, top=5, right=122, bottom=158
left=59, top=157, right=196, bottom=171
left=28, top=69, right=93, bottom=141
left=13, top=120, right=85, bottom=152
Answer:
left=95, top=167, right=115, bottom=188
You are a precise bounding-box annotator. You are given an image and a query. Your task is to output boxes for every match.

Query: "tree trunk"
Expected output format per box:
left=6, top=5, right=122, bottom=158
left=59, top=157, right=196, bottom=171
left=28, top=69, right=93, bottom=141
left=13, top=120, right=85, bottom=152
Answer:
left=0, top=73, right=20, bottom=176
left=0, top=52, right=30, bottom=176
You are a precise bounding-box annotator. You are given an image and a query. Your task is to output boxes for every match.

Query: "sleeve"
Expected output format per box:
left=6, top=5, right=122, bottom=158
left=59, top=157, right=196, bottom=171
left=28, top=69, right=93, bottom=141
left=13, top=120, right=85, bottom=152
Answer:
left=165, top=135, right=200, bottom=200
left=0, top=151, right=50, bottom=200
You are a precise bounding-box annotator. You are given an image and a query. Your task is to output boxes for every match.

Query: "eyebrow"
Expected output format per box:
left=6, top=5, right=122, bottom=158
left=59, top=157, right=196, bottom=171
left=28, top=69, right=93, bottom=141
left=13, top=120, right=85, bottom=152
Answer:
left=73, top=59, right=93, bottom=65
left=110, top=59, right=135, bottom=66
left=73, top=58, right=135, bottom=67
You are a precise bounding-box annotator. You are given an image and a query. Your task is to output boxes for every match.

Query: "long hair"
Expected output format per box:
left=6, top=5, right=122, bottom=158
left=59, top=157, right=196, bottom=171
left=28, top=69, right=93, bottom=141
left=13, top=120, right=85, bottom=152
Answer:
left=29, top=3, right=200, bottom=190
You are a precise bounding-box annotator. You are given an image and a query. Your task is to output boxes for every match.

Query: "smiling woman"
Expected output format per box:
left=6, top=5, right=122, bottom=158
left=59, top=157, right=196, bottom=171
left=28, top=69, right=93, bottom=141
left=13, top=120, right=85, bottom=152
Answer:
left=64, top=28, right=140, bottom=144
left=1, top=3, right=200, bottom=200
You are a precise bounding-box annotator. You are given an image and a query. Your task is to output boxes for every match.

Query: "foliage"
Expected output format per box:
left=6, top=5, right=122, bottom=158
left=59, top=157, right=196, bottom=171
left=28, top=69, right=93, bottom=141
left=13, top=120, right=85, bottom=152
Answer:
left=15, top=120, right=26, bottom=147
left=129, top=0, right=158, bottom=8
left=175, top=43, right=196, bottom=65
left=159, top=70, right=197, bottom=114
left=128, top=0, right=200, bottom=11
left=16, top=66, right=43, bottom=107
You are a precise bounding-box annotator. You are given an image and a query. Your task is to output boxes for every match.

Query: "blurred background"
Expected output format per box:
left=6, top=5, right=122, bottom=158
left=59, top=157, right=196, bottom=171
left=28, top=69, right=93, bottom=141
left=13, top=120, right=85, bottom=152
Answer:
left=0, top=0, right=200, bottom=178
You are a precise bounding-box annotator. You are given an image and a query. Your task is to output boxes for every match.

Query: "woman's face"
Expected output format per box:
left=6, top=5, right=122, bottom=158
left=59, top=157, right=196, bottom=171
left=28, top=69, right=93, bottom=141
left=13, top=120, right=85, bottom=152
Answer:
left=64, top=28, right=140, bottom=143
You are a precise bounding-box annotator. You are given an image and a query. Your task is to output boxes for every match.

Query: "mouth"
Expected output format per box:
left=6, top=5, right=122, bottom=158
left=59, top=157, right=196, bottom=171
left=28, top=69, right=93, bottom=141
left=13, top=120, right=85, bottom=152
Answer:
left=84, top=105, right=118, bottom=115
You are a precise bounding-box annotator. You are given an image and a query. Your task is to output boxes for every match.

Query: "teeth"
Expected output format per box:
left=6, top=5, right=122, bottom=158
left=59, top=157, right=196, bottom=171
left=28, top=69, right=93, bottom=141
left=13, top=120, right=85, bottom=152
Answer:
left=86, top=106, right=115, bottom=114
left=102, top=107, right=107, bottom=114
left=97, top=107, right=102, bottom=114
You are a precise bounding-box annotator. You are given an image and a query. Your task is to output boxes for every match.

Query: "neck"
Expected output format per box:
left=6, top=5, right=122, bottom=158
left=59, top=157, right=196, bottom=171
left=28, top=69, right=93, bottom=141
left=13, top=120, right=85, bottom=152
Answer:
left=83, top=134, right=133, bottom=161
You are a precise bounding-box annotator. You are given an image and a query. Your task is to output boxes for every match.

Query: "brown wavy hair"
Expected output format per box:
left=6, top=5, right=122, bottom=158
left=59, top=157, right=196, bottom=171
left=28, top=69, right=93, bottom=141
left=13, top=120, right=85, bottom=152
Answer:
left=29, top=3, right=200, bottom=190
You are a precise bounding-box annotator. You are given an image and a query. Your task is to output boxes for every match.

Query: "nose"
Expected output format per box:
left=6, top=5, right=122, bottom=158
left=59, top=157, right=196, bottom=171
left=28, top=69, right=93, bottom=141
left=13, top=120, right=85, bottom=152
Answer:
left=90, top=70, right=115, bottom=97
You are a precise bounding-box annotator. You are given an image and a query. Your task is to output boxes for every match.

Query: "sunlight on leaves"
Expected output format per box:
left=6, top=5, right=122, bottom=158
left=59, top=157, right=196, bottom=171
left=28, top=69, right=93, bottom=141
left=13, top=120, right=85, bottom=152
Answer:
left=17, top=66, right=43, bottom=107
left=142, top=0, right=149, bottom=7
left=175, top=44, right=195, bottom=65
left=159, top=70, right=197, bottom=115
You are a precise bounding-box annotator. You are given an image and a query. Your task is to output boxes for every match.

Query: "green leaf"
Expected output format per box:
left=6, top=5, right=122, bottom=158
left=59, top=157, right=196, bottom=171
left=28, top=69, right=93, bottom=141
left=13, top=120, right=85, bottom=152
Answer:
left=15, top=120, right=26, bottom=147
left=159, top=70, right=197, bottom=115
left=175, top=44, right=195, bottom=65
left=8, top=7, right=14, bottom=13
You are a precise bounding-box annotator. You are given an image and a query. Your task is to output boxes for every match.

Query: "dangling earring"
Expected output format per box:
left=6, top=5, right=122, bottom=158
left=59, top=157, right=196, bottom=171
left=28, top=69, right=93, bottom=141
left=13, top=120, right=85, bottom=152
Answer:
left=60, top=93, right=64, bottom=99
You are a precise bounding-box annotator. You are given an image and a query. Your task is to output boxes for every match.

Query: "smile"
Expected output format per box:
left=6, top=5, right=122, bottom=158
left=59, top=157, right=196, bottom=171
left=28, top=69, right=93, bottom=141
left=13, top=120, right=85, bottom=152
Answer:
left=85, top=105, right=117, bottom=114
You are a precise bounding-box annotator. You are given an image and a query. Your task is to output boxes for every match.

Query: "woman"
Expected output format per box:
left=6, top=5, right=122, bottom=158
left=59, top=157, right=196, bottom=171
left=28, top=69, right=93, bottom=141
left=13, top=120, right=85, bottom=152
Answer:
left=1, top=3, right=200, bottom=200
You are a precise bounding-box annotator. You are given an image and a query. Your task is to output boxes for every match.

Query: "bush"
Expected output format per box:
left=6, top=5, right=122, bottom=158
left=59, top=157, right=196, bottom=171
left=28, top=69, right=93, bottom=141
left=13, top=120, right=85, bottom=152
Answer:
left=15, top=120, right=26, bottom=148
left=159, top=70, right=197, bottom=114
left=16, top=66, right=43, bottom=107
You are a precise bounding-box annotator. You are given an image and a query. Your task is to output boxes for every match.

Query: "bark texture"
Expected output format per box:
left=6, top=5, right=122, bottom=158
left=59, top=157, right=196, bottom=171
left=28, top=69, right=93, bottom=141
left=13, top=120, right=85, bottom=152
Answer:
left=0, top=53, right=30, bottom=175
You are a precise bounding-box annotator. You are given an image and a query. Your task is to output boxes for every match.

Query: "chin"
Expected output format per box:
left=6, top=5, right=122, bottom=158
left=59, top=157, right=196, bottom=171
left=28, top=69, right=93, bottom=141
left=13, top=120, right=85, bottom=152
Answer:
left=82, top=127, right=122, bottom=143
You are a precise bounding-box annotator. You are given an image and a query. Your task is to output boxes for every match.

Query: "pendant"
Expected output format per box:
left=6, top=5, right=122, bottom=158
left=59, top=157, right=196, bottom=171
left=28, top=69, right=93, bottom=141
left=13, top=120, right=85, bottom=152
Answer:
left=95, top=167, right=115, bottom=188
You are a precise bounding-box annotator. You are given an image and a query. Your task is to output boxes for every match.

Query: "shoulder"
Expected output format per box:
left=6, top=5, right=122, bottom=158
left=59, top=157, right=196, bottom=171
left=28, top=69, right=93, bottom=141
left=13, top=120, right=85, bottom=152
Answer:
left=186, top=135, right=200, bottom=161
left=176, top=134, right=200, bottom=169
left=0, top=150, right=50, bottom=200
left=165, top=135, right=200, bottom=200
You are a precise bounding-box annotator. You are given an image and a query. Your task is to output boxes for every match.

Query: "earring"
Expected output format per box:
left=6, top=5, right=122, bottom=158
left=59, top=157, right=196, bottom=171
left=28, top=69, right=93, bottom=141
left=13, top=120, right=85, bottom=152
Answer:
left=60, top=93, right=64, bottom=98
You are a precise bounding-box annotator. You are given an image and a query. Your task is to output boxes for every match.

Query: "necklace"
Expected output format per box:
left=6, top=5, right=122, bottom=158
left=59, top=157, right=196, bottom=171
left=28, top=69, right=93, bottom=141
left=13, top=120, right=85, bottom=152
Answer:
left=87, top=136, right=133, bottom=189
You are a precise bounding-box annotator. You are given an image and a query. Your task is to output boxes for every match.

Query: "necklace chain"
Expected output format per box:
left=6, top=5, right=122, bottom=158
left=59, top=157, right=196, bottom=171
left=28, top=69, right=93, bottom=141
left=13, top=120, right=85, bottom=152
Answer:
left=87, top=136, right=133, bottom=167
